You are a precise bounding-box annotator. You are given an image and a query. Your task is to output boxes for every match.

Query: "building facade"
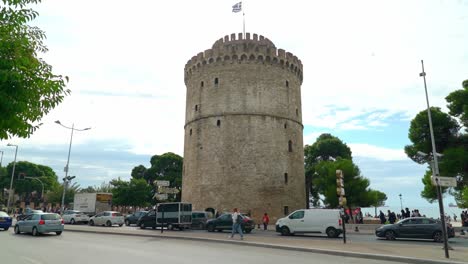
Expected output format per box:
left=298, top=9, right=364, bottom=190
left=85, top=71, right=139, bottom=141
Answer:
left=182, top=33, right=305, bottom=222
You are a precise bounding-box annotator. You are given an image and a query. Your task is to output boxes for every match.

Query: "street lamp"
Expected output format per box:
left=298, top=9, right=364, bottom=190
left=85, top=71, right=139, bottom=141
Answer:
left=6, top=143, right=18, bottom=213
left=61, top=175, right=76, bottom=212
left=55, top=120, right=90, bottom=213
left=0, top=150, right=4, bottom=167
left=398, top=194, right=403, bottom=211
left=419, top=60, right=450, bottom=258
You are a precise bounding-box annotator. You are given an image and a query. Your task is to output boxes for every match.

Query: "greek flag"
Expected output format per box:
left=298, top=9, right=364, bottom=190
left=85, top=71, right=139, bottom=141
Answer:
left=232, top=2, right=242, bottom=13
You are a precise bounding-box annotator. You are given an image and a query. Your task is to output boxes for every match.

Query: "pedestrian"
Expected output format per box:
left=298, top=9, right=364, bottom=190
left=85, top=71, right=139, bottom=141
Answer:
left=379, top=210, right=386, bottom=224
left=229, top=208, right=244, bottom=240
left=388, top=210, right=396, bottom=224
left=262, top=213, right=270, bottom=230
left=405, top=208, right=411, bottom=218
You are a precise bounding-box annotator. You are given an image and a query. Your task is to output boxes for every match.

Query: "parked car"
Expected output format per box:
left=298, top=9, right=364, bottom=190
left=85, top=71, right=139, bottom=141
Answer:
left=206, top=213, right=254, bottom=233
left=125, top=211, right=148, bottom=226
left=62, top=210, right=90, bottom=224
left=375, top=217, right=455, bottom=242
left=14, top=213, right=64, bottom=236
left=191, top=211, right=212, bottom=229
left=275, top=209, right=343, bottom=238
left=0, top=211, right=12, bottom=231
left=89, top=211, right=124, bottom=227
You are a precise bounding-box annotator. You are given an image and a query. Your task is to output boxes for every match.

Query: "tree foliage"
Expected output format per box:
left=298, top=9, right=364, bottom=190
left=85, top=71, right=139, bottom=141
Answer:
left=304, top=133, right=387, bottom=208
left=110, top=178, right=151, bottom=207
left=0, top=0, right=69, bottom=139
left=131, top=152, right=183, bottom=200
left=405, top=80, right=468, bottom=206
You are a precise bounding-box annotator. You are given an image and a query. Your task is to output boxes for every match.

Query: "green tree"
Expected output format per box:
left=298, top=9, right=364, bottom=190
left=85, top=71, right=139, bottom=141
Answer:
left=110, top=178, right=151, bottom=207
left=405, top=80, right=468, bottom=205
left=0, top=0, right=69, bottom=139
left=131, top=152, right=183, bottom=201
left=305, top=133, right=387, bottom=209
left=46, top=182, right=80, bottom=205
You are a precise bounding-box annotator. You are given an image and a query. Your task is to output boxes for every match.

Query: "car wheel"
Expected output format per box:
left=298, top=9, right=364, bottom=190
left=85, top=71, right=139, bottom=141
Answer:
left=326, top=227, right=338, bottom=238
left=281, top=226, right=291, bottom=236
left=4, top=227, right=9, bottom=231
left=14, top=225, right=20, bottom=234
left=89, top=220, right=94, bottom=226
left=32, top=227, right=39, bottom=236
left=70, top=219, right=75, bottom=225
left=125, top=220, right=130, bottom=226
left=245, top=229, right=252, bottom=234
left=56, top=231, right=62, bottom=235
left=168, top=224, right=174, bottom=230
left=140, top=222, right=146, bottom=229
left=385, top=230, right=396, bottom=240
left=207, top=224, right=215, bottom=232
left=119, top=224, right=123, bottom=227
left=106, top=221, right=112, bottom=227
left=433, top=231, right=443, bottom=242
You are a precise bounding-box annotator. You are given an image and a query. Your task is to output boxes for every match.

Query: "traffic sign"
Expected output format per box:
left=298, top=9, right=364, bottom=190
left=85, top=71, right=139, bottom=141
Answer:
left=431, top=176, right=457, bottom=187
left=159, top=187, right=180, bottom=194
left=154, top=180, right=170, bottom=187
left=154, top=193, right=168, bottom=200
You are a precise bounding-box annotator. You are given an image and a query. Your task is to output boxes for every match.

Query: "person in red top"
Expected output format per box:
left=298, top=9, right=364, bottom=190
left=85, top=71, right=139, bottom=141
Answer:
left=262, top=213, right=270, bottom=230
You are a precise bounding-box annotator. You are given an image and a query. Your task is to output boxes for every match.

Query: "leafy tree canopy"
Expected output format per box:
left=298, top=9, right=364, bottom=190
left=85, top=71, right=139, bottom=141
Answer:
left=0, top=0, right=69, bottom=139
left=405, top=80, right=468, bottom=206
left=110, top=178, right=151, bottom=207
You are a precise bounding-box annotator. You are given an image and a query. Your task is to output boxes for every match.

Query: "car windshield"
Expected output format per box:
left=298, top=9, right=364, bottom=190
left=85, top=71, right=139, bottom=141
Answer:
left=41, top=214, right=60, bottom=220
left=0, top=212, right=9, bottom=217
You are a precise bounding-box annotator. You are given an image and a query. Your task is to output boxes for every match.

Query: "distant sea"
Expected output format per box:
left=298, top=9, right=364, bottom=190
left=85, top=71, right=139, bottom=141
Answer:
left=360, top=205, right=467, bottom=219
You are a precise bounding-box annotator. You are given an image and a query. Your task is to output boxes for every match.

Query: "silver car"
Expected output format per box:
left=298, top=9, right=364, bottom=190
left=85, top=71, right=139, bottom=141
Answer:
left=89, top=211, right=124, bottom=227
left=62, top=210, right=90, bottom=224
left=14, top=213, right=64, bottom=236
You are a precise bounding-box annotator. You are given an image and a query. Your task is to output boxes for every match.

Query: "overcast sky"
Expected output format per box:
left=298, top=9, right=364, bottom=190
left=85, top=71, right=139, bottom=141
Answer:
left=1, top=0, right=467, bottom=208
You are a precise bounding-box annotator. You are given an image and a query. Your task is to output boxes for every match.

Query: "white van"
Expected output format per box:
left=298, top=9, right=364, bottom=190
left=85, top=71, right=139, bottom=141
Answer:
left=275, top=209, right=343, bottom=238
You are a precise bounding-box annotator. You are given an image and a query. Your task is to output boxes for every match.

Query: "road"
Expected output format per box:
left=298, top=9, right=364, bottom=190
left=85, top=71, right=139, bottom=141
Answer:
left=0, top=229, right=404, bottom=264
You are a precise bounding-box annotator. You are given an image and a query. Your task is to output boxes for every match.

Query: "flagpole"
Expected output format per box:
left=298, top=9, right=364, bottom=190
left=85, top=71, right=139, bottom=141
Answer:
left=243, top=11, right=245, bottom=38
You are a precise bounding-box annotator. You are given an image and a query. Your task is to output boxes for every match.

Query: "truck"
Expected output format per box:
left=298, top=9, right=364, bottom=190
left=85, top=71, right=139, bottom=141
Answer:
left=137, top=202, right=192, bottom=230
left=73, top=193, right=112, bottom=216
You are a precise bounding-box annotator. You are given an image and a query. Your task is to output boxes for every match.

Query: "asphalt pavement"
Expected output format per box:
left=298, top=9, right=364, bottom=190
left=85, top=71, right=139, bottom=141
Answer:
left=0, top=229, right=409, bottom=264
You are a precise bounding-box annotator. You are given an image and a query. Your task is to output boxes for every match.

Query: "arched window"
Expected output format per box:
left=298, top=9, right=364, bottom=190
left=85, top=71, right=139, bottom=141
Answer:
left=283, top=206, right=289, bottom=215
left=195, top=105, right=198, bottom=111
left=296, top=108, right=299, bottom=116
left=284, top=173, right=288, bottom=184
left=288, top=140, right=293, bottom=152
left=190, top=129, right=192, bottom=136
left=214, top=78, right=219, bottom=87
left=286, top=80, right=289, bottom=88
left=217, top=120, right=221, bottom=127
left=284, top=123, right=287, bottom=129
left=201, top=81, right=204, bottom=87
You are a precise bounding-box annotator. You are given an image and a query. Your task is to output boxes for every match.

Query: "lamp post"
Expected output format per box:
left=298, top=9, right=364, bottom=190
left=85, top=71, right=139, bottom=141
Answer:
left=419, top=60, right=450, bottom=258
left=398, top=194, right=403, bottom=211
left=55, top=120, right=90, bottom=213
left=0, top=150, right=4, bottom=167
left=6, top=143, right=18, bottom=214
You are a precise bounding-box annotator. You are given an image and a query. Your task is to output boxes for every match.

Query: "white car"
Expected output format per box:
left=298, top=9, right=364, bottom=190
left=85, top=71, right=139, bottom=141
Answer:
left=62, top=210, right=90, bottom=224
left=89, top=211, right=124, bottom=227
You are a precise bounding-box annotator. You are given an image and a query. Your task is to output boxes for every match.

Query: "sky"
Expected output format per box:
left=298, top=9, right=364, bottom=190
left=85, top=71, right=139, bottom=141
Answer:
left=1, top=0, right=467, bottom=209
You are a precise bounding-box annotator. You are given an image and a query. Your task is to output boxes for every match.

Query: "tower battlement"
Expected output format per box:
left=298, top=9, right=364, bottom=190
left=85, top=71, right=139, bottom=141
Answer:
left=184, top=33, right=303, bottom=84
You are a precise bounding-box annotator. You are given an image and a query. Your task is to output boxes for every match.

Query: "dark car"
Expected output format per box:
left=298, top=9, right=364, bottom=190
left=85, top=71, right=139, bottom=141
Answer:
left=0, top=211, right=13, bottom=230
left=125, top=211, right=148, bottom=226
left=191, top=211, right=213, bottom=229
left=375, top=217, right=455, bottom=242
left=206, top=213, right=254, bottom=233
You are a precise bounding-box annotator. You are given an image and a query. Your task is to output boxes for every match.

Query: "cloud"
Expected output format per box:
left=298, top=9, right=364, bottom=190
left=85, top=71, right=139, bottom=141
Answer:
left=349, top=143, right=407, bottom=161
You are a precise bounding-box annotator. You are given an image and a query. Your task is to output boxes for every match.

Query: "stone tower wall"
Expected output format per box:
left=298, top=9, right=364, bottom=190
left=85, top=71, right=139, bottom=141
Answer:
left=182, top=33, right=306, bottom=223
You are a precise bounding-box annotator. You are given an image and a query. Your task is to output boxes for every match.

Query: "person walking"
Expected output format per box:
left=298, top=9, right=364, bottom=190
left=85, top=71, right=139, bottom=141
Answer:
left=262, top=213, right=270, bottom=230
left=379, top=210, right=387, bottom=224
left=229, top=208, right=244, bottom=240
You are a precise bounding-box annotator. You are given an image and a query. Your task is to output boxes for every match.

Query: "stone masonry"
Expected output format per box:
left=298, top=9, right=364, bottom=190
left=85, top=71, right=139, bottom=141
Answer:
left=182, top=33, right=305, bottom=223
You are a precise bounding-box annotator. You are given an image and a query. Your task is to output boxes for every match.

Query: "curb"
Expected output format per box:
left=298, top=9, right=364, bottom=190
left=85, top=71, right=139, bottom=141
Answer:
left=65, top=228, right=465, bottom=264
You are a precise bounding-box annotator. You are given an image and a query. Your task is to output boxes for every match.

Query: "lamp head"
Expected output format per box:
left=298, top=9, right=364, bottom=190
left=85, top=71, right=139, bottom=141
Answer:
left=54, top=120, right=61, bottom=124
left=416, top=151, right=428, bottom=157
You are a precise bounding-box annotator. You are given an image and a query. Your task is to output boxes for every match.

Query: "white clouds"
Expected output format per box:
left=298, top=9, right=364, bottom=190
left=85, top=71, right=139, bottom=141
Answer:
left=349, top=143, right=407, bottom=161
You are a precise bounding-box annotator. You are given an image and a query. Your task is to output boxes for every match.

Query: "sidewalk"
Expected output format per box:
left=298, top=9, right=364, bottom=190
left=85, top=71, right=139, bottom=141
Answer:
left=64, top=225, right=468, bottom=264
